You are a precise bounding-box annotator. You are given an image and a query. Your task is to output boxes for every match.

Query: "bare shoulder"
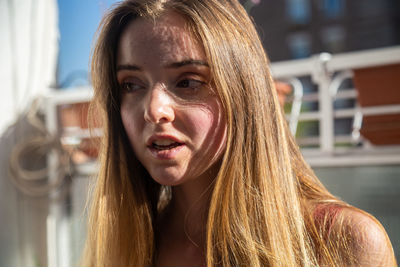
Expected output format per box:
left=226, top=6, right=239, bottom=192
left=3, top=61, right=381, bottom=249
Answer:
left=331, top=207, right=397, bottom=266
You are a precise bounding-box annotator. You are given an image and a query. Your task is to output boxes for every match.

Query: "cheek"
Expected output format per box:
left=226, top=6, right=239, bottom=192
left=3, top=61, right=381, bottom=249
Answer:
left=193, top=111, right=214, bottom=133
left=180, top=107, right=214, bottom=139
left=183, top=101, right=226, bottom=147
left=120, top=102, right=143, bottom=144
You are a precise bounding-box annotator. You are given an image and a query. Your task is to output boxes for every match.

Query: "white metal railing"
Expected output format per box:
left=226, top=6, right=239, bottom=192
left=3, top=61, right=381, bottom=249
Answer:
left=271, top=46, right=400, bottom=78
left=272, top=45, right=400, bottom=167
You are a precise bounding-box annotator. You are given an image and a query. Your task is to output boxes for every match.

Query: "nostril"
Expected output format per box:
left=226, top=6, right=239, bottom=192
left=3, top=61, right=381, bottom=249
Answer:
left=143, top=87, right=175, bottom=123
left=144, top=102, right=175, bottom=124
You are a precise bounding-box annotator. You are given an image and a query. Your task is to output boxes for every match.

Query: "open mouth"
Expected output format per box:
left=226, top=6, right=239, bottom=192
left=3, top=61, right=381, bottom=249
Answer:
left=151, top=141, right=184, bottom=151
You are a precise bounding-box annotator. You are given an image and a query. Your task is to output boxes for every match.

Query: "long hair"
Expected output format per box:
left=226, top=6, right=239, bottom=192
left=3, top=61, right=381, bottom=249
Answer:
left=84, top=0, right=368, bottom=266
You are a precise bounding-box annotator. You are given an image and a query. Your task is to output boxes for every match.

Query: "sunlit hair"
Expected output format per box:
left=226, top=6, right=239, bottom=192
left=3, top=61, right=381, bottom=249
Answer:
left=83, top=0, right=394, bottom=266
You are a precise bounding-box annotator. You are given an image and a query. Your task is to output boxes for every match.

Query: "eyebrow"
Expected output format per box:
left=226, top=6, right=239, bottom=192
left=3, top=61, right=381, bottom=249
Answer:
left=116, top=64, right=141, bottom=72
left=166, top=59, right=209, bottom=68
left=116, top=59, right=209, bottom=72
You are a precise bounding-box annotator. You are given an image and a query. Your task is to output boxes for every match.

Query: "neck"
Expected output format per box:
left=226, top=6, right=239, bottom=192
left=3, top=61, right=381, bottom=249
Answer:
left=162, top=164, right=219, bottom=247
left=173, top=178, right=213, bottom=243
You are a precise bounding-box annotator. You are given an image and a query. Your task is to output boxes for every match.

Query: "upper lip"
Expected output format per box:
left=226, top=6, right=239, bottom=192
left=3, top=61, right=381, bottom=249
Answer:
left=146, top=134, right=184, bottom=147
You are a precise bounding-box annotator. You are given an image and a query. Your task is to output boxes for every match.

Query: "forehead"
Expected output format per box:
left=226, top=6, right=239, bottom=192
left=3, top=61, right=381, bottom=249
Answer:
left=117, top=12, right=206, bottom=66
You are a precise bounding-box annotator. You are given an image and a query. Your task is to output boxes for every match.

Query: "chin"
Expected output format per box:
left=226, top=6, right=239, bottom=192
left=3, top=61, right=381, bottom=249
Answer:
left=152, top=178, right=186, bottom=187
left=149, top=170, right=188, bottom=187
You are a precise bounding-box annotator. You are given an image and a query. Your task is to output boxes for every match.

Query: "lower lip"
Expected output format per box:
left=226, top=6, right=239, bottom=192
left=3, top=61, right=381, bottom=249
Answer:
left=148, top=144, right=185, bottom=160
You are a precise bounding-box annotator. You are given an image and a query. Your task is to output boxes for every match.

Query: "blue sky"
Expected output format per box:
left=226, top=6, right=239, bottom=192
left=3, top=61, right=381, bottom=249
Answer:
left=57, top=0, right=119, bottom=88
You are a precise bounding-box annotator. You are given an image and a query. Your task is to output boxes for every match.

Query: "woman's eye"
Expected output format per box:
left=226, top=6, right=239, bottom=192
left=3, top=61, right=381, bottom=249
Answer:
left=120, top=82, right=143, bottom=92
left=176, top=79, right=205, bottom=90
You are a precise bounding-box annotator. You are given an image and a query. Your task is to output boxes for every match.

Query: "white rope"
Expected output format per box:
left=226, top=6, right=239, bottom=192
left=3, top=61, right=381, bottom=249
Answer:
left=8, top=99, right=73, bottom=197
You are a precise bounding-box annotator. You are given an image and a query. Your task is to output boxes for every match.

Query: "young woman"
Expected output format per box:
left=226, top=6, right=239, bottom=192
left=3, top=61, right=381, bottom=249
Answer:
left=84, top=0, right=397, bottom=266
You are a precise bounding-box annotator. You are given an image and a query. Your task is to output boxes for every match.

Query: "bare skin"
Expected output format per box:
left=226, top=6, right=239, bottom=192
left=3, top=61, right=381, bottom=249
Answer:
left=329, top=207, right=397, bottom=266
left=155, top=162, right=221, bottom=267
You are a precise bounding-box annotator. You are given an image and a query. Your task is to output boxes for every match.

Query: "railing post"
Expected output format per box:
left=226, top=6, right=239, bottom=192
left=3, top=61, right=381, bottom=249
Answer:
left=44, top=90, right=71, bottom=267
left=312, top=53, right=334, bottom=154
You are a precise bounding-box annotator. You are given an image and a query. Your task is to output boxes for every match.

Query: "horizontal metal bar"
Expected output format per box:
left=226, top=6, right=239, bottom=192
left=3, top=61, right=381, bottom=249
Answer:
left=296, top=111, right=321, bottom=121
left=271, top=45, right=400, bottom=79
left=44, top=87, right=93, bottom=105
left=301, top=93, right=319, bottom=102
left=289, top=104, right=400, bottom=121
left=297, top=135, right=354, bottom=146
left=271, top=58, right=314, bottom=78
left=303, top=144, right=400, bottom=155
left=62, top=128, right=103, bottom=139
left=74, top=161, right=98, bottom=176
left=334, top=89, right=357, bottom=100
left=286, top=93, right=319, bottom=103
left=333, top=109, right=358, bottom=118
left=286, top=89, right=357, bottom=103
left=303, top=145, right=400, bottom=167
left=360, top=104, right=400, bottom=116
left=327, top=46, right=400, bottom=72
left=305, top=154, right=400, bottom=167
left=334, top=104, right=400, bottom=118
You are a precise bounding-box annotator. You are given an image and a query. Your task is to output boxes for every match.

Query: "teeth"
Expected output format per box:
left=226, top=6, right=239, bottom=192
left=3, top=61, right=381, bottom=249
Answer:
left=153, top=140, right=175, bottom=146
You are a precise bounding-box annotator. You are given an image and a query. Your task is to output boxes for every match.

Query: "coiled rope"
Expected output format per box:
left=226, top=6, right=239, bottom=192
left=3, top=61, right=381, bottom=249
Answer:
left=8, top=99, right=73, bottom=197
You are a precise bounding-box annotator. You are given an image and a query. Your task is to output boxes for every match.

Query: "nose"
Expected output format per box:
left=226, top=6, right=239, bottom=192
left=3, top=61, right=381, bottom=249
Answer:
left=144, top=85, right=175, bottom=124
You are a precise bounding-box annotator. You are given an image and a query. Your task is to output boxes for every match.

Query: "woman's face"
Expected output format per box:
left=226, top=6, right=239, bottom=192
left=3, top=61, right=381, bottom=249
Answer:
left=117, top=12, right=227, bottom=186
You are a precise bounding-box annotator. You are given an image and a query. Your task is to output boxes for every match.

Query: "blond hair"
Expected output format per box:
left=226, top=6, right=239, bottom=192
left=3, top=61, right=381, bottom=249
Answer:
left=83, top=0, right=395, bottom=266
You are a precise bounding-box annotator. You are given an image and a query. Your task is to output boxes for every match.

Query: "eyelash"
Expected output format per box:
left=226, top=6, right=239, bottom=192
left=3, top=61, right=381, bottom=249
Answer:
left=176, top=78, right=206, bottom=90
left=120, top=81, right=144, bottom=93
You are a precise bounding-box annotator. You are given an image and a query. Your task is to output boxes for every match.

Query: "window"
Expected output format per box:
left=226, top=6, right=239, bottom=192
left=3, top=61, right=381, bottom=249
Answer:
left=287, top=32, right=312, bottom=59
left=320, top=0, right=344, bottom=19
left=286, top=0, right=311, bottom=24
left=320, top=26, right=346, bottom=53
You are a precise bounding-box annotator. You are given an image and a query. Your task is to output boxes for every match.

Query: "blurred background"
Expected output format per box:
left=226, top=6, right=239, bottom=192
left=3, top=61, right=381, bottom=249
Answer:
left=1, top=0, right=399, bottom=266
